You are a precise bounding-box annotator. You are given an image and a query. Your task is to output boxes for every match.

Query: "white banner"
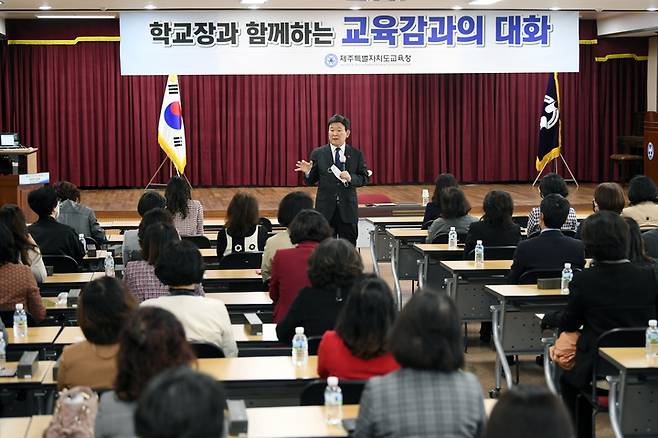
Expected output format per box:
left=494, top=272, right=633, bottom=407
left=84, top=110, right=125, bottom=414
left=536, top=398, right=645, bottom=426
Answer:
left=120, top=10, right=579, bottom=75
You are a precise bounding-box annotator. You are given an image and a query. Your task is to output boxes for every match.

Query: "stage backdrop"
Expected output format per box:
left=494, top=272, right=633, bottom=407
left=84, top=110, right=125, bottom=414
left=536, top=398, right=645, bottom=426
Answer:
left=0, top=19, right=647, bottom=187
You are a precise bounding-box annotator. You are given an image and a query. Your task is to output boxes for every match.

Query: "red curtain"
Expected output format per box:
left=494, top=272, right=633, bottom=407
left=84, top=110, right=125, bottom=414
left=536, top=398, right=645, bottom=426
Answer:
left=0, top=21, right=647, bottom=187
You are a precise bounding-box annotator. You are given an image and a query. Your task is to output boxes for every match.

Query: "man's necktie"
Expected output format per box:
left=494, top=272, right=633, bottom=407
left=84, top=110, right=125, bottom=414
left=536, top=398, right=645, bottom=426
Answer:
left=334, top=148, right=342, bottom=169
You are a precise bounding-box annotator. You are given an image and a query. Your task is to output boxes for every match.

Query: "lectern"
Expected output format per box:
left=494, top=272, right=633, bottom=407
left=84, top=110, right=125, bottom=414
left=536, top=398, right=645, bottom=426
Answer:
left=0, top=148, right=41, bottom=222
left=644, top=113, right=658, bottom=183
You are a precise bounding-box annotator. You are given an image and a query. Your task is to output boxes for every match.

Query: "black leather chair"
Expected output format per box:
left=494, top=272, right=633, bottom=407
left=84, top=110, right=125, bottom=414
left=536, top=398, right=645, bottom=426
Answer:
left=300, top=379, right=367, bottom=406
left=42, top=255, right=79, bottom=273
left=307, top=335, right=323, bottom=356
left=182, top=235, right=212, bottom=249
left=217, top=252, right=263, bottom=269
left=191, top=343, right=225, bottom=358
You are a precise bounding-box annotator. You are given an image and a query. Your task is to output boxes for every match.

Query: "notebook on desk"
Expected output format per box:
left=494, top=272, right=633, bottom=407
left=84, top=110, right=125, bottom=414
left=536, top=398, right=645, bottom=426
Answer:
left=0, top=133, right=21, bottom=149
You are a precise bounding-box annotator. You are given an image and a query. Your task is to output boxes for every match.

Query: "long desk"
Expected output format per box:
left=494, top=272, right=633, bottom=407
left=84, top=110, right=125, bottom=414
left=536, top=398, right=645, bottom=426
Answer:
left=365, top=216, right=424, bottom=270
left=386, top=228, right=428, bottom=308
left=484, top=284, right=568, bottom=397
left=0, top=360, right=56, bottom=415
left=413, top=243, right=464, bottom=290
left=0, top=417, right=31, bottom=437
left=203, top=269, right=264, bottom=291
left=100, top=217, right=280, bottom=231
left=599, top=347, right=658, bottom=437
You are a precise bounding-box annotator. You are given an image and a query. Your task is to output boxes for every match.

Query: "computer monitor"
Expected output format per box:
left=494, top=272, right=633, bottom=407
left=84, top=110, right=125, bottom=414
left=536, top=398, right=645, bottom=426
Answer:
left=0, top=133, right=19, bottom=148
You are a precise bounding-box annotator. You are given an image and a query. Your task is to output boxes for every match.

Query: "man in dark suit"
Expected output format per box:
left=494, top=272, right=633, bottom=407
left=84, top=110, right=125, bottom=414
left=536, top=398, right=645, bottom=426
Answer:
left=294, top=114, right=368, bottom=246
left=507, top=194, right=585, bottom=283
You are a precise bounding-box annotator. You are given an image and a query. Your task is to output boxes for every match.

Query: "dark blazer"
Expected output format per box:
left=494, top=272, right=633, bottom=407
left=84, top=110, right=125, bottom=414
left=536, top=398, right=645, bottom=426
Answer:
left=463, top=220, right=521, bottom=257
left=507, top=230, right=585, bottom=283
left=422, top=202, right=441, bottom=225
left=28, top=217, right=85, bottom=263
left=560, top=262, right=658, bottom=388
left=275, top=285, right=349, bottom=344
left=642, top=228, right=658, bottom=258
left=304, top=144, right=368, bottom=224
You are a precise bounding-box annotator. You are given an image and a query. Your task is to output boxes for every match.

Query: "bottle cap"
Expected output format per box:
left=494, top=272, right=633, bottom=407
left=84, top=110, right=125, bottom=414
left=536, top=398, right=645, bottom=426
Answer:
left=422, top=189, right=429, bottom=196
left=650, top=319, right=657, bottom=327
left=450, top=226, right=456, bottom=231
left=79, top=233, right=85, bottom=239
left=295, top=327, right=304, bottom=334
left=564, top=263, right=571, bottom=269
left=327, top=376, right=339, bottom=386
left=15, top=303, right=23, bottom=310
left=476, top=240, right=482, bottom=245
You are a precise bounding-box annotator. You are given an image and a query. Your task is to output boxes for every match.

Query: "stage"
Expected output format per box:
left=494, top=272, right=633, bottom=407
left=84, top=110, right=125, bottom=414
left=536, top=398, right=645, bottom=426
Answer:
left=82, top=183, right=598, bottom=221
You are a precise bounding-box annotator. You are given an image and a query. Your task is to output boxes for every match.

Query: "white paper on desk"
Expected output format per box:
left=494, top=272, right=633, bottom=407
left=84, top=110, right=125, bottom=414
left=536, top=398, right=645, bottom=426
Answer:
left=330, top=164, right=348, bottom=184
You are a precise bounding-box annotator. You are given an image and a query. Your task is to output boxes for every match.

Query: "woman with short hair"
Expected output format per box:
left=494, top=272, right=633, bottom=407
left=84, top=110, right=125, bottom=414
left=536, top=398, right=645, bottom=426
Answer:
left=216, top=192, right=269, bottom=258
left=276, top=238, right=364, bottom=344
left=94, top=307, right=196, bottom=438
left=426, top=187, right=478, bottom=243
left=122, top=191, right=167, bottom=264
left=317, top=275, right=399, bottom=380
left=165, top=176, right=204, bottom=236
left=526, top=173, right=578, bottom=236
left=54, top=180, right=106, bottom=243
left=622, top=175, right=658, bottom=229
left=269, top=209, right=332, bottom=322
left=353, top=291, right=485, bottom=438
left=422, top=173, right=459, bottom=226
left=0, top=204, right=47, bottom=282
left=463, top=190, right=521, bottom=256
left=57, top=277, right=137, bottom=390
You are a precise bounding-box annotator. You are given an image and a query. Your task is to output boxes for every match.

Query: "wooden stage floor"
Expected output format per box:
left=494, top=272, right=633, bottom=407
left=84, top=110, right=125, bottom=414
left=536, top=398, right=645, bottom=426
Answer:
left=83, top=183, right=598, bottom=220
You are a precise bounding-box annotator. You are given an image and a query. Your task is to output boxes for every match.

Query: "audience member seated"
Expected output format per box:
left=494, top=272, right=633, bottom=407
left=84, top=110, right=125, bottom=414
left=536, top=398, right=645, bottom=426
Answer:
left=463, top=190, right=521, bottom=256
left=57, top=277, right=137, bottom=390
left=526, top=173, right=578, bottom=236
left=426, top=187, right=478, bottom=243
left=27, top=186, right=85, bottom=263
left=217, top=191, right=269, bottom=258
left=276, top=238, right=364, bottom=344
left=557, top=211, right=658, bottom=438
left=0, top=204, right=47, bottom=282
left=485, top=386, right=574, bottom=438
left=94, top=307, right=196, bottom=438
left=353, top=291, right=485, bottom=438
left=270, top=210, right=332, bottom=323
left=625, top=217, right=658, bottom=281
left=507, top=194, right=585, bottom=283
left=124, top=222, right=203, bottom=303
left=165, top=176, right=204, bottom=236
left=575, top=182, right=626, bottom=239
left=122, top=191, right=166, bottom=264
left=622, top=175, right=658, bottom=229
left=134, top=367, right=226, bottom=438
left=422, top=173, right=458, bottom=226
left=142, top=240, right=238, bottom=357
left=0, top=224, right=46, bottom=321
left=54, top=181, right=106, bottom=244
left=261, top=191, right=313, bottom=283
left=317, top=275, right=399, bottom=380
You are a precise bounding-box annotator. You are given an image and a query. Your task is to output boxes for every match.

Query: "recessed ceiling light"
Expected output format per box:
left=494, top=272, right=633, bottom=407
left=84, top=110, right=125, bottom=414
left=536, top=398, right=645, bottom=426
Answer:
left=452, top=5, right=464, bottom=10
left=468, top=0, right=501, bottom=5
left=248, top=5, right=260, bottom=9
left=550, top=6, right=561, bottom=10
left=648, top=7, right=658, bottom=11
left=144, top=4, right=157, bottom=9
left=39, top=4, right=52, bottom=10
left=241, top=0, right=267, bottom=4
left=349, top=5, right=362, bottom=10
left=36, top=14, right=116, bottom=18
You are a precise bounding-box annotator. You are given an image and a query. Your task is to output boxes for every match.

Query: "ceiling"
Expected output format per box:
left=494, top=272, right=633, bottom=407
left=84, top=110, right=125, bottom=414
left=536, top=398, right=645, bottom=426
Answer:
left=1, top=0, right=658, bottom=19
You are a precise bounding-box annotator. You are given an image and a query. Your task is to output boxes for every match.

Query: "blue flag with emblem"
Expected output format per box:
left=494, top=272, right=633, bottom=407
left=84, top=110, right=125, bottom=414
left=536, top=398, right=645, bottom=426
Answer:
left=537, top=72, right=562, bottom=171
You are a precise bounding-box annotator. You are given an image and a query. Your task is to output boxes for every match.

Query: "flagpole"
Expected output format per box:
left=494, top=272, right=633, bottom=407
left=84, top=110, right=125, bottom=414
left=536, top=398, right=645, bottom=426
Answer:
left=145, top=156, right=169, bottom=190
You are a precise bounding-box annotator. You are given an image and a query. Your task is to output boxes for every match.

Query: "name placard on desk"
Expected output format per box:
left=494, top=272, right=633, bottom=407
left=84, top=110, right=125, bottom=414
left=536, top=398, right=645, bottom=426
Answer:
left=19, top=172, right=49, bottom=185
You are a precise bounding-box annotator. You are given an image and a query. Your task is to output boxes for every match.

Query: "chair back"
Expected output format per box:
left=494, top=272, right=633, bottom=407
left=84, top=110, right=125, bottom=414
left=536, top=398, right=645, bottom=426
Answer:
left=0, top=310, right=38, bottom=327
left=259, top=218, right=273, bottom=233
left=300, top=379, right=367, bottom=406
left=307, top=336, right=322, bottom=355
left=182, top=235, right=212, bottom=249
left=358, top=193, right=393, bottom=204
left=512, top=216, right=529, bottom=228
left=191, top=342, right=226, bottom=358
left=42, top=255, right=79, bottom=273
left=592, top=327, right=645, bottom=382
left=421, top=220, right=434, bottom=230
left=218, top=252, right=263, bottom=270
left=431, top=232, right=468, bottom=244
left=465, top=245, right=517, bottom=260
left=84, top=236, right=98, bottom=250
left=518, top=269, right=564, bottom=285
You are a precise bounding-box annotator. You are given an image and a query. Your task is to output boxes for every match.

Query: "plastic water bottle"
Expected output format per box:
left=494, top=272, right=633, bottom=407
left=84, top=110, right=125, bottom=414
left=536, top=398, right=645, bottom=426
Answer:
left=13, top=303, right=28, bottom=338
left=646, top=319, right=658, bottom=362
left=104, top=253, right=115, bottom=277
left=0, top=333, right=6, bottom=370
left=448, top=226, right=458, bottom=250
left=324, top=376, right=343, bottom=425
left=78, top=233, right=87, bottom=254
left=474, top=240, right=484, bottom=265
left=561, top=263, right=573, bottom=294
left=421, top=189, right=430, bottom=207
left=291, top=327, right=308, bottom=366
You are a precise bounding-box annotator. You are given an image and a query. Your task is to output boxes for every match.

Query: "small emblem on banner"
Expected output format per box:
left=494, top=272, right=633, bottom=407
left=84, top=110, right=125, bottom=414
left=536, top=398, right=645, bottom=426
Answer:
left=648, top=142, right=655, bottom=161
left=325, top=53, right=338, bottom=68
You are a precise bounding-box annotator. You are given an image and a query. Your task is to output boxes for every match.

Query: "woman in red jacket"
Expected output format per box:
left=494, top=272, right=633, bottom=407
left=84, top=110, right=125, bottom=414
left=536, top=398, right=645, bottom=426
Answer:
left=269, top=209, right=332, bottom=323
left=318, top=275, right=400, bottom=380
